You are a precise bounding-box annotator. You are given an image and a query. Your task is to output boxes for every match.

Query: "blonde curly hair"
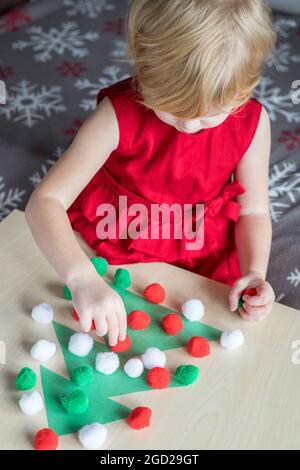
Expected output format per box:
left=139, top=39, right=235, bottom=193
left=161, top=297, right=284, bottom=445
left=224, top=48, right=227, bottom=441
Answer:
left=120, top=0, right=276, bottom=119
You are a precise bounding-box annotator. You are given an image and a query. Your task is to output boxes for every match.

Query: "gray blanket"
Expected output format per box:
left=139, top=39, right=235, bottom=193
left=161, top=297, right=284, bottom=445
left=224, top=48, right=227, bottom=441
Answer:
left=0, top=0, right=299, bottom=309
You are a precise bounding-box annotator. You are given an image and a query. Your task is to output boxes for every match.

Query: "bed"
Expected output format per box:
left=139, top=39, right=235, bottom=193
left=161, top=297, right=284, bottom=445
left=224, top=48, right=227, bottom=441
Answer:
left=0, top=0, right=299, bottom=309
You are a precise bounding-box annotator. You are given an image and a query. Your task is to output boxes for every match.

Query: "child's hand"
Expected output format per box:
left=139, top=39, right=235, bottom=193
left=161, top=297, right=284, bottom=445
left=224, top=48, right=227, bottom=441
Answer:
left=229, top=272, right=275, bottom=322
left=70, top=273, right=127, bottom=346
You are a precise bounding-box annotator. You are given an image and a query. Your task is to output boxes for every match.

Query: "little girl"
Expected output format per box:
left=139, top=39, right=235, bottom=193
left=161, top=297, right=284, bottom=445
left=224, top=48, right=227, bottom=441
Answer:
left=25, top=0, right=277, bottom=346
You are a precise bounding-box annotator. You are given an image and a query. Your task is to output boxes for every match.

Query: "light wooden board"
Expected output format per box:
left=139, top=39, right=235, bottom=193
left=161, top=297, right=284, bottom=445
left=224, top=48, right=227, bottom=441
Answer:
left=0, top=210, right=299, bottom=450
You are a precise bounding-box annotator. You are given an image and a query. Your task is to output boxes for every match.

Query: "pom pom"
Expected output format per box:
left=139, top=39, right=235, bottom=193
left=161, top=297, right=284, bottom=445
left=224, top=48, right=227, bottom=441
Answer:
left=60, top=389, right=88, bottom=415
left=124, top=358, right=144, bottom=378
left=187, top=337, right=210, bottom=358
left=63, top=284, right=72, bottom=300
left=34, top=428, right=59, bottom=451
left=114, top=268, right=131, bottom=289
left=127, top=407, right=152, bottom=430
left=31, top=339, right=56, bottom=362
left=72, top=366, right=93, bottom=386
left=16, top=367, right=37, bottom=391
left=72, top=309, right=96, bottom=331
left=68, top=332, right=93, bottom=357
left=141, top=347, right=166, bottom=370
left=91, top=256, right=108, bottom=276
left=95, top=352, right=119, bottom=375
left=181, top=299, right=205, bottom=322
left=238, top=287, right=257, bottom=309
left=128, top=310, right=151, bottom=330
left=78, top=423, right=107, bottom=450
left=19, top=391, right=44, bottom=416
left=147, top=367, right=170, bottom=389
left=31, top=303, right=54, bottom=324
left=143, top=283, right=166, bottom=304
left=220, top=330, right=244, bottom=350
left=110, top=334, right=131, bottom=353
left=175, top=365, right=199, bottom=385
left=162, top=313, right=183, bottom=335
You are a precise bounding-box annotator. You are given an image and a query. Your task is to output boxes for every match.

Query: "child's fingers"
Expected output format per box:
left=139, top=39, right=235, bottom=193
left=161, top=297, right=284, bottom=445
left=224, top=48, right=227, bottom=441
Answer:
left=239, top=308, right=267, bottom=322
left=242, top=300, right=273, bottom=319
left=243, top=284, right=271, bottom=307
left=79, top=310, right=93, bottom=332
left=117, top=309, right=127, bottom=341
left=107, top=314, right=119, bottom=347
left=229, top=278, right=249, bottom=310
left=243, top=293, right=266, bottom=307
left=242, top=303, right=265, bottom=318
left=94, top=315, right=108, bottom=337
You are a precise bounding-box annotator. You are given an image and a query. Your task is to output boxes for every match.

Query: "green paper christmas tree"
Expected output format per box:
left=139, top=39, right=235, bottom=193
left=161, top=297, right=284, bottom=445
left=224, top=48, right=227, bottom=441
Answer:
left=41, top=282, right=221, bottom=436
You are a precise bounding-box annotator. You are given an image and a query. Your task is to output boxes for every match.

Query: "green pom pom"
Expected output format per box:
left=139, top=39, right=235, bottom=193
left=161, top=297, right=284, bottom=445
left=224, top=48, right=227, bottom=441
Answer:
left=15, top=367, right=37, bottom=391
left=72, top=366, right=93, bottom=387
left=114, top=268, right=131, bottom=289
left=64, top=284, right=72, bottom=301
left=91, top=257, right=108, bottom=276
left=238, top=297, right=244, bottom=309
left=175, top=365, right=199, bottom=385
left=60, top=389, right=89, bottom=415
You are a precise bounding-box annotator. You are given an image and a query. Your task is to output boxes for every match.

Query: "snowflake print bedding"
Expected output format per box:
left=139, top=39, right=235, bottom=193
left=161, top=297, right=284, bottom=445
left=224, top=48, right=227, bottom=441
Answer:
left=0, top=0, right=299, bottom=309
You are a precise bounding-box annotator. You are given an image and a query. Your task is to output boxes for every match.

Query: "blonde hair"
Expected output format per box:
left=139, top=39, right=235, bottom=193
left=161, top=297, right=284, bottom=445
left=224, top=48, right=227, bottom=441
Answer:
left=121, top=0, right=276, bottom=119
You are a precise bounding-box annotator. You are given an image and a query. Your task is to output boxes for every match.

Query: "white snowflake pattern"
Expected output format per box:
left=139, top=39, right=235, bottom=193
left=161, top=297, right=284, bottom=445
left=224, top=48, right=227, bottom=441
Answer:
left=275, top=293, right=286, bottom=303
left=29, top=147, right=64, bottom=187
left=0, top=80, right=66, bottom=128
left=273, top=17, right=298, bottom=39
left=12, top=22, right=99, bottom=63
left=64, top=0, right=115, bottom=19
left=75, top=65, right=131, bottom=111
left=254, top=77, right=300, bottom=124
left=269, top=162, right=300, bottom=222
left=0, top=176, right=26, bottom=221
left=110, top=39, right=130, bottom=60
left=287, top=269, right=300, bottom=288
left=266, top=43, right=300, bottom=73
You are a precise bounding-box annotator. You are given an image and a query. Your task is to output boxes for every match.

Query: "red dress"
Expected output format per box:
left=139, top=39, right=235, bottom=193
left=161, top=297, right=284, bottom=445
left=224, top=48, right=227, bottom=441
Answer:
left=67, top=76, right=262, bottom=286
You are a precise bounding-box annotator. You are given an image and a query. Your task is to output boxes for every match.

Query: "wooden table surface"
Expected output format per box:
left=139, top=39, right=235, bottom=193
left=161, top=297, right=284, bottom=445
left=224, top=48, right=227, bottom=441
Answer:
left=0, top=210, right=299, bottom=450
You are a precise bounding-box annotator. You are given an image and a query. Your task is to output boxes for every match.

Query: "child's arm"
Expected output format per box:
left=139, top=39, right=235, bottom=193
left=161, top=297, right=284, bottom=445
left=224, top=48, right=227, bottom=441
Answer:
left=25, top=96, right=127, bottom=345
left=229, top=106, right=275, bottom=321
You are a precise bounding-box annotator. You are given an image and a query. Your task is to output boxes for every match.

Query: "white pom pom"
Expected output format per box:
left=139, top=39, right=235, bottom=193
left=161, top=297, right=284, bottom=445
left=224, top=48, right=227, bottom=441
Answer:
left=96, top=352, right=119, bottom=375
left=31, top=339, right=56, bottom=362
left=220, top=330, right=244, bottom=350
left=141, top=347, right=166, bottom=370
left=68, top=333, right=93, bottom=357
left=31, top=303, right=54, bottom=324
left=181, top=299, right=205, bottom=321
left=78, top=423, right=107, bottom=450
left=19, top=391, right=44, bottom=416
left=124, top=358, right=144, bottom=378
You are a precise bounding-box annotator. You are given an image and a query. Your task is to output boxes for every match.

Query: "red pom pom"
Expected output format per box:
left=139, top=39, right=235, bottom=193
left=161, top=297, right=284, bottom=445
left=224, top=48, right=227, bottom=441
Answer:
left=244, top=288, right=257, bottom=297
left=147, top=367, right=170, bottom=389
left=110, top=334, right=131, bottom=352
left=128, top=310, right=151, bottom=330
left=72, top=309, right=96, bottom=331
left=127, top=407, right=152, bottom=430
left=162, top=313, right=183, bottom=336
left=144, top=283, right=166, bottom=304
left=34, top=428, right=59, bottom=451
left=187, top=337, right=210, bottom=358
